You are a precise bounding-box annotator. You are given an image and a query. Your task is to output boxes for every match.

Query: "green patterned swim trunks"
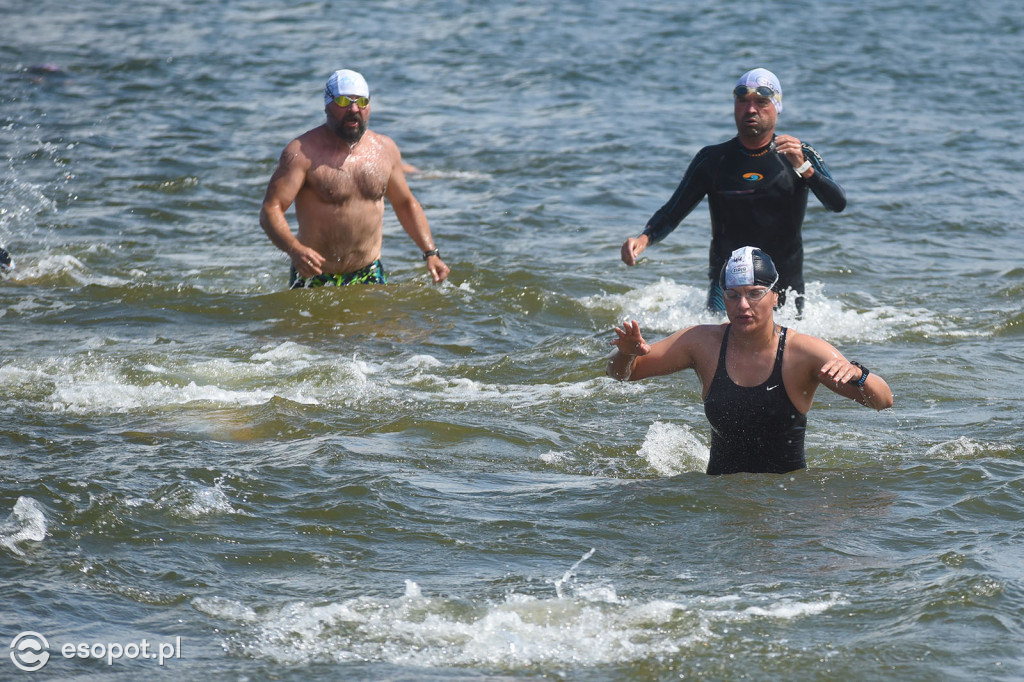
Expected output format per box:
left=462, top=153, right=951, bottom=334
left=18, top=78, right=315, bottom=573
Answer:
left=289, top=259, right=388, bottom=289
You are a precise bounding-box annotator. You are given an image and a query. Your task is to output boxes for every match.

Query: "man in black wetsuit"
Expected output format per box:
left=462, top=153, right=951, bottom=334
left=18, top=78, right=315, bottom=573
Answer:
left=606, top=247, right=892, bottom=475
left=620, top=68, right=846, bottom=314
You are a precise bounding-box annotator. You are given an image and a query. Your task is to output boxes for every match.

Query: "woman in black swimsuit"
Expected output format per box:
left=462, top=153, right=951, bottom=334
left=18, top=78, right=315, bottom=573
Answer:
left=606, top=246, right=893, bottom=475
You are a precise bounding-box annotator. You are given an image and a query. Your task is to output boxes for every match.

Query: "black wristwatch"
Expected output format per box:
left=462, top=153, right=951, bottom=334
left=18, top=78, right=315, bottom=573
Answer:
left=850, top=361, right=869, bottom=387
left=422, top=248, right=440, bottom=260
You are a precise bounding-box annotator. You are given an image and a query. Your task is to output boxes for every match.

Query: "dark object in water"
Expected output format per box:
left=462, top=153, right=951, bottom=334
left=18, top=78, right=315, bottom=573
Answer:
left=0, top=246, right=13, bottom=271
left=29, top=64, right=62, bottom=74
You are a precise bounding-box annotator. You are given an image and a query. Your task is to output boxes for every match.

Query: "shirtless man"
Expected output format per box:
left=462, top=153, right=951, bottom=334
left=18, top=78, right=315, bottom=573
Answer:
left=607, top=246, right=892, bottom=475
left=260, top=69, right=449, bottom=288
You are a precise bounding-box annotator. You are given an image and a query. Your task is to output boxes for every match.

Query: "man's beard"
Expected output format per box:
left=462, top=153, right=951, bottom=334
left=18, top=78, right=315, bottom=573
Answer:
left=331, top=116, right=367, bottom=144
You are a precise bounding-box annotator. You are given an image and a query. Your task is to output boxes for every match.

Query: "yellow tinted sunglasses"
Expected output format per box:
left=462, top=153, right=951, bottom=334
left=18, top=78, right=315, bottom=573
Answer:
left=332, top=95, right=370, bottom=109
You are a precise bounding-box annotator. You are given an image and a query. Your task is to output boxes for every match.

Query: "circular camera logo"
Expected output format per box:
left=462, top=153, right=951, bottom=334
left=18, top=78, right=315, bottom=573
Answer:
left=10, top=631, right=50, bottom=672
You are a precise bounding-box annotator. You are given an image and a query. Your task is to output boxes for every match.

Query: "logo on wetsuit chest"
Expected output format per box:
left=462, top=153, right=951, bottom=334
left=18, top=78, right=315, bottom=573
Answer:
left=742, top=172, right=764, bottom=182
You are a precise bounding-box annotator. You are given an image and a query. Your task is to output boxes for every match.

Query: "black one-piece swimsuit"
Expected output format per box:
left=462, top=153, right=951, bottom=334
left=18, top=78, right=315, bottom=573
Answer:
left=703, top=325, right=807, bottom=475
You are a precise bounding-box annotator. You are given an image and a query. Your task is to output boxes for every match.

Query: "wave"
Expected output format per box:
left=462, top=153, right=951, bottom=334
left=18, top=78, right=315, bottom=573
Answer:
left=1, top=497, right=47, bottom=556
left=194, top=564, right=846, bottom=670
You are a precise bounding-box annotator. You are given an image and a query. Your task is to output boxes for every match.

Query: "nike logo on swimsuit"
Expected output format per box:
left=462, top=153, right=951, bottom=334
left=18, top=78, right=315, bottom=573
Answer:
left=767, top=385, right=779, bottom=391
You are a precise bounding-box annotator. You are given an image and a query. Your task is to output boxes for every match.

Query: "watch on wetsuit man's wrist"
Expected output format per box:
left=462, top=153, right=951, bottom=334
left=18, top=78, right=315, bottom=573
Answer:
left=794, top=159, right=812, bottom=176
left=850, top=361, right=870, bottom=387
left=422, top=248, right=440, bottom=260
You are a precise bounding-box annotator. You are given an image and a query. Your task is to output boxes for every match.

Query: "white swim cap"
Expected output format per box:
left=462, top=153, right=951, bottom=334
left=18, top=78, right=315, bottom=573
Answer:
left=735, top=68, right=783, bottom=114
left=324, top=69, right=369, bottom=106
left=720, top=246, right=779, bottom=290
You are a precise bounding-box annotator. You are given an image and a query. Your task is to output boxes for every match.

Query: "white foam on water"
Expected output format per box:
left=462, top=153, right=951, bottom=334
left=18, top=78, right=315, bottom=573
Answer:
left=583, top=278, right=936, bottom=344
left=9, top=339, right=622, bottom=422
left=152, top=480, right=242, bottom=519
left=16, top=253, right=130, bottom=287
left=7, top=335, right=642, bottom=426
left=413, top=169, right=493, bottom=182
left=1, top=496, right=47, bottom=556
left=381, top=365, right=607, bottom=409
left=399, top=354, right=444, bottom=370
left=582, top=277, right=717, bottom=335
left=774, top=283, right=934, bottom=344
left=637, top=421, right=710, bottom=476
left=192, top=595, right=260, bottom=624
left=0, top=292, right=74, bottom=317
left=390, top=353, right=610, bottom=409
left=2, top=288, right=917, bottom=421
left=0, top=174, right=57, bottom=231
left=699, top=591, right=847, bottom=623
left=184, top=485, right=238, bottom=518
left=202, top=577, right=848, bottom=670
left=6, top=342, right=335, bottom=414
left=539, top=450, right=570, bottom=465
left=741, top=599, right=837, bottom=619
left=48, top=377, right=291, bottom=413
left=925, top=436, right=992, bottom=460
left=250, top=341, right=316, bottom=364
left=2, top=341, right=335, bottom=414
left=0, top=363, right=48, bottom=386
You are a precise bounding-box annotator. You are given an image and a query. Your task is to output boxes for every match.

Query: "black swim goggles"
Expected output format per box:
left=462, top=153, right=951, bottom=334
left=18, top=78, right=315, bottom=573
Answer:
left=733, top=85, right=778, bottom=100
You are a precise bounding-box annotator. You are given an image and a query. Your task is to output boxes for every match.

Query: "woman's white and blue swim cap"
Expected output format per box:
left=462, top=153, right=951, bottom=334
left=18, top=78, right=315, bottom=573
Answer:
left=720, top=246, right=779, bottom=290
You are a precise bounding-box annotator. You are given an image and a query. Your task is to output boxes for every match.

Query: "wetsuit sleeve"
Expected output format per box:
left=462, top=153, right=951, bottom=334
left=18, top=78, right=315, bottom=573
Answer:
left=642, top=146, right=714, bottom=244
left=801, top=143, right=846, bottom=213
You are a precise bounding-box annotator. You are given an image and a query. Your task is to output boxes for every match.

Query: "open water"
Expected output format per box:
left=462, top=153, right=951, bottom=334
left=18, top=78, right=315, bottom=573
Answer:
left=3, top=0, right=1024, bottom=679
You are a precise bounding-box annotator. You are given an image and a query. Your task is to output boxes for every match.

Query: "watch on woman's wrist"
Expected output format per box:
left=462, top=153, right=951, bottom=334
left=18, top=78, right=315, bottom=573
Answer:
left=850, top=361, right=869, bottom=387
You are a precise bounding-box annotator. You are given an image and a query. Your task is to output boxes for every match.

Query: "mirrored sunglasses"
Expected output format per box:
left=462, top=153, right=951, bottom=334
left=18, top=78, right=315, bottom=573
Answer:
left=333, top=95, right=370, bottom=109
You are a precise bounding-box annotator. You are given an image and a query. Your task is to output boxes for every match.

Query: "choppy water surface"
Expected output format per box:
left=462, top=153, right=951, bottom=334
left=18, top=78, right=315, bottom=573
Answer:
left=3, top=0, right=1023, bottom=679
